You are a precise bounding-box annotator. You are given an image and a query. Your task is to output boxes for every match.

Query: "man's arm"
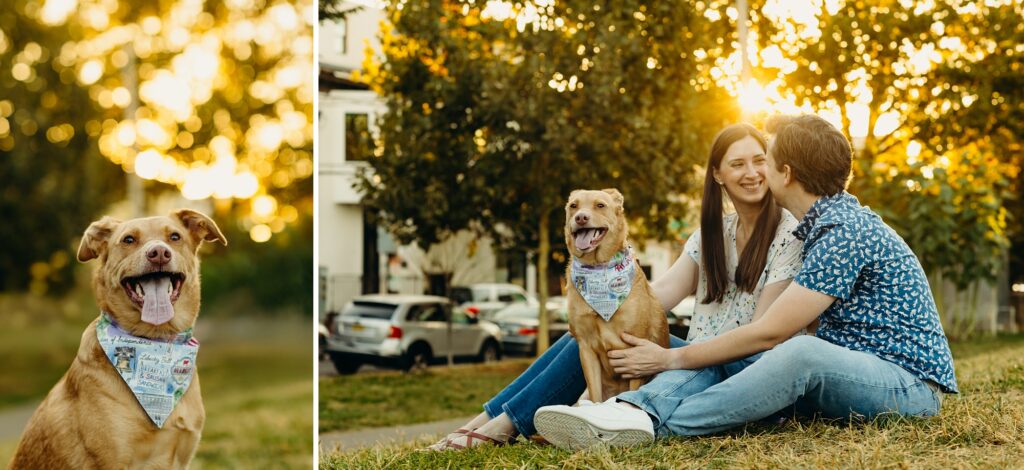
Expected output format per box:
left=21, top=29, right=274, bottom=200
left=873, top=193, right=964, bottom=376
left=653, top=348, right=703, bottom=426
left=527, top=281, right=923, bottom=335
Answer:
left=665, top=283, right=835, bottom=371
left=751, top=279, right=790, bottom=322
left=610, top=279, right=792, bottom=378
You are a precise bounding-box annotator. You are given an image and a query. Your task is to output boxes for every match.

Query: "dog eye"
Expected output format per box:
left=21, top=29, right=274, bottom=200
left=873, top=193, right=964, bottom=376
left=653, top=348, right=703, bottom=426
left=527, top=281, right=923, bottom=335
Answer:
left=170, top=232, right=181, bottom=242
left=569, top=203, right=577, bottom=209
left=597, top=203, right=606, bottom=209
left=122, top=235, right=135, bottom=245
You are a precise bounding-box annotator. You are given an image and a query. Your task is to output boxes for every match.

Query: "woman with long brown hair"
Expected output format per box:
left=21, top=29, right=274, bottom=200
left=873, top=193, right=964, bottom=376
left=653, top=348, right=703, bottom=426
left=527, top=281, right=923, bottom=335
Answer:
left=428, top=123, right=803, bottom=450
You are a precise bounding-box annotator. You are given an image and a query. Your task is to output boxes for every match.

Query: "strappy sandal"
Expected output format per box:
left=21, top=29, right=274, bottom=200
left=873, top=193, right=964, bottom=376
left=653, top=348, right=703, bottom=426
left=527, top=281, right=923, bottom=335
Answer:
left=422, top=428, right=474, bottom=451
left=442, top=430, right=517, bottom=450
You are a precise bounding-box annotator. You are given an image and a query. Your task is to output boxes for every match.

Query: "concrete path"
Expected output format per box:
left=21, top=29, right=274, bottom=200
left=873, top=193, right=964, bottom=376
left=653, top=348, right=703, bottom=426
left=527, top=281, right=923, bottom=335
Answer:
left=0, top=402, right=38, bottom=441
left=319, top=415, right=476, bottom=453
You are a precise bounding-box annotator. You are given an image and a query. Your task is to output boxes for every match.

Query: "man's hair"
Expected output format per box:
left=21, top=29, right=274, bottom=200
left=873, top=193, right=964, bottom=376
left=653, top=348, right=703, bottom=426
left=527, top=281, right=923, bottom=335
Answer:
left=765, top=114, right=852, bottom=196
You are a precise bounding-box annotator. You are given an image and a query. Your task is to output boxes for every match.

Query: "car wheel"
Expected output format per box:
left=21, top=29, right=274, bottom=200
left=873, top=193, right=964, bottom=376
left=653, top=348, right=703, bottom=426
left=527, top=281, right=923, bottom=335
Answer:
left=404, top=343, right=432, bottom=372
left=318, top=334, right=328, bottom=361
left=478, top=339, right=501, bottom=363
left=328, top=352, right=361, bottom=375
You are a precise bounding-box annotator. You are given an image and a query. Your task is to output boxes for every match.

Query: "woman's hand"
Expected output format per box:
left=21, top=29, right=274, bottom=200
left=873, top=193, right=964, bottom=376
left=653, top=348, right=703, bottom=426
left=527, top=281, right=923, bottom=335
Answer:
left=608, top=333, right=676, bottom=379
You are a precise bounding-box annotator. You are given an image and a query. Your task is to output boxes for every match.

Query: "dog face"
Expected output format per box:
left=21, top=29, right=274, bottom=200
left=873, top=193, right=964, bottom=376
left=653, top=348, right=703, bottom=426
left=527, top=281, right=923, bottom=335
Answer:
left=77, top=209, right=226, bottom=337
left=564, top=189, right=628, bottom=262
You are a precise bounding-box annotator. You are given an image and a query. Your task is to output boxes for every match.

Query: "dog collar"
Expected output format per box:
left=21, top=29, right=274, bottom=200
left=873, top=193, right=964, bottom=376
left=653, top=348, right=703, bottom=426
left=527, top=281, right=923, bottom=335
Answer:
left=96, top=312, right=199, bottom=428
left=570, top=246, right=637, bottom=321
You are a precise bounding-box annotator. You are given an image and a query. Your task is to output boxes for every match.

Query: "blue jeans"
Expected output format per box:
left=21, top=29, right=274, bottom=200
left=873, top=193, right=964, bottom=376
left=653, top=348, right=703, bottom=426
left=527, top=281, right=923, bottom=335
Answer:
left=616, top=348, right=763, bottom=437
left=483, top=333, right=687, bottom=436
left=619, top=335, right=943, bottom=436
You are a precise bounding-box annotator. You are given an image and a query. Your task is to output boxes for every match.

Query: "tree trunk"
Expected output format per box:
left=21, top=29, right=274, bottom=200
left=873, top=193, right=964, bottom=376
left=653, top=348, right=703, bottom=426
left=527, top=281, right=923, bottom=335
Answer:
left=445, top=258, right=453, bottom=367
left=537, top=213, right=550, bottom=355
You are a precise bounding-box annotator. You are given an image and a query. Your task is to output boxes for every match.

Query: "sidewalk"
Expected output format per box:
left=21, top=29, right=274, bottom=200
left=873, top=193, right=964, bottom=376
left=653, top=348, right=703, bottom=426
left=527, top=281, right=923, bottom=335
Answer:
left=319, top=415, right=476, bottom=453
left=0, top=402, right=37, bottom=442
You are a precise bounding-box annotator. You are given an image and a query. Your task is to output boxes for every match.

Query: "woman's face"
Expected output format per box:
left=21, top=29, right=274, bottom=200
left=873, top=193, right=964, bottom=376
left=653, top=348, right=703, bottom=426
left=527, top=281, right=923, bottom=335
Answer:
left=713, top=135, right=768, bottom=207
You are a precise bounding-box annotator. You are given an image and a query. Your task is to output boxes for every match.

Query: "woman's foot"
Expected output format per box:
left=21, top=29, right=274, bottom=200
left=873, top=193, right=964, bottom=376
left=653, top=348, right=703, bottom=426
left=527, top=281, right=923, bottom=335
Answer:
left=423, top=428, right=473, bottom=451
left=442, top=429, right=515, bottom=450
left=439, top=413, right=518, bottom=451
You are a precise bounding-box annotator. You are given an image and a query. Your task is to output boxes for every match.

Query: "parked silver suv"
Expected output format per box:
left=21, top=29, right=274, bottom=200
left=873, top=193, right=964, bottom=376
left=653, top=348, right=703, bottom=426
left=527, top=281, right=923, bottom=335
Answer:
left=325, top=294, right=503, bottom=374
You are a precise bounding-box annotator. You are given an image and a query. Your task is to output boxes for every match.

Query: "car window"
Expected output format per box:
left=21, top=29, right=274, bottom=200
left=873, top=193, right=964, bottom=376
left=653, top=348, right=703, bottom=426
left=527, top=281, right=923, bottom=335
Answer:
left=511, top=293, right=527, bottom=302
left=451, top=308, right=472, bottom=324
left=407, top=304, right=446, bottom=322
left=450, top=287, right=473, bottom=304
left=343, top=302, right=397, bottom=320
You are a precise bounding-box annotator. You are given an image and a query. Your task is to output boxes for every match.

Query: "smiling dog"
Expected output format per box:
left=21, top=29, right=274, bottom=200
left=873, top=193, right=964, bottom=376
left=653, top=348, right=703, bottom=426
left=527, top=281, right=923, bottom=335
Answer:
left=564, top=189, right=669, bottom=403
left=10, top=210, right=226, bottom=470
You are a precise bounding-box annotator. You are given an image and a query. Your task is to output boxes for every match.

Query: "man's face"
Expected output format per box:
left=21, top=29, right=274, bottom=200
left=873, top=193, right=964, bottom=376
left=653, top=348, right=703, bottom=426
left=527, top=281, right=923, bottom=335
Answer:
left=764, top=139, right=789, bottom=208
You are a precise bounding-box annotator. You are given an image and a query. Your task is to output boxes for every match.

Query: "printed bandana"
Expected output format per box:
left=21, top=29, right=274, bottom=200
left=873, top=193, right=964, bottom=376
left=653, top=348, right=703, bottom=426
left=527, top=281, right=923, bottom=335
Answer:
left=570, top=247, right=637, bottom=321
left=96, top=313, right=199, bottom=428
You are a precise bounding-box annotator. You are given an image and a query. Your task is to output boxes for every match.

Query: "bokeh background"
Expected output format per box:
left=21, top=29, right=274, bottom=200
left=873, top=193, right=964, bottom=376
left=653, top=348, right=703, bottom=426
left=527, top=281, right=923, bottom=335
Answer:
left=328, top=0, right=1022, bottom=348
left=0, top=0, right=314, bottom=467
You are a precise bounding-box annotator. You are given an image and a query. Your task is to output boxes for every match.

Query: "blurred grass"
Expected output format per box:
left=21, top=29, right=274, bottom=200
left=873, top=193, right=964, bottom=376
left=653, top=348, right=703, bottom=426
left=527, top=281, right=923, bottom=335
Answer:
left=319, top=359, right=532, bottom=433
left=322, top=335, right=1024, bottom=468
left=0, top=291, right=313, bottom=469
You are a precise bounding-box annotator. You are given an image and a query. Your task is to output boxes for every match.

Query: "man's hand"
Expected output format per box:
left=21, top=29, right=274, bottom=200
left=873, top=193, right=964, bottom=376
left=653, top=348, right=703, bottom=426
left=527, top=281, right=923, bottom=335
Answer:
left=608, top=333, right=676, bottom=379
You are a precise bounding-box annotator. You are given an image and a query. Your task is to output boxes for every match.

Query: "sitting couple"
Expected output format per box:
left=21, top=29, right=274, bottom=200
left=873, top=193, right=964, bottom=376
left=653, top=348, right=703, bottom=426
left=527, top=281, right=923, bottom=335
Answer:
left=428, top=114, right=957, bottom=451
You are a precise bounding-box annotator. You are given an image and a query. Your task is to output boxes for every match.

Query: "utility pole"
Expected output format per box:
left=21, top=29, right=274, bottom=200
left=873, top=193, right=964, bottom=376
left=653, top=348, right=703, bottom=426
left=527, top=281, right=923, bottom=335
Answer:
left=737, top=0, right=751, bottom=83
left=121, top=43, right=145, bottom=217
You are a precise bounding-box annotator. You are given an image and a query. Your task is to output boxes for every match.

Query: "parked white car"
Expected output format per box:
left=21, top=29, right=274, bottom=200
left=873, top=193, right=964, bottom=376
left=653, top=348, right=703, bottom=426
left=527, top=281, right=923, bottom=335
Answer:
left=324, top=294, right=503, bottom=374
left=450, top=283, right=537, bottom=320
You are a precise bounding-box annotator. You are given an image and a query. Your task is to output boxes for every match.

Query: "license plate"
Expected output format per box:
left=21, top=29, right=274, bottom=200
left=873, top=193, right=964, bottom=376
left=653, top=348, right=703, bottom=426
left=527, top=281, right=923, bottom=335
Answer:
left=350, top=323, right=365, bottom=332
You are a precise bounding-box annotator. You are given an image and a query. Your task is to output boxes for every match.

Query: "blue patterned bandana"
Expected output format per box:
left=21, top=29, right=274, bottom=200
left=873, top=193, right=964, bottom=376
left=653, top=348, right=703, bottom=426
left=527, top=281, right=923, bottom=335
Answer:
left=570, top=247, right=637, bottom=321
left=96, top=313, right=199, bottom=428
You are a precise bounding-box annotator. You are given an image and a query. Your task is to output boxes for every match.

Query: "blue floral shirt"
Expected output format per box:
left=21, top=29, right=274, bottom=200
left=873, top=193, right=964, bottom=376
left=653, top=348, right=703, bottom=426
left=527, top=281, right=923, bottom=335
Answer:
left=793, top=192, right=958, bottom=393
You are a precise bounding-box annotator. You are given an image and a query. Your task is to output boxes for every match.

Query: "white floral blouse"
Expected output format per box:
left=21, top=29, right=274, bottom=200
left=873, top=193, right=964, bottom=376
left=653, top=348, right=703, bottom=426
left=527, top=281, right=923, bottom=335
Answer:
left=684, top=210, right=803, bottom=342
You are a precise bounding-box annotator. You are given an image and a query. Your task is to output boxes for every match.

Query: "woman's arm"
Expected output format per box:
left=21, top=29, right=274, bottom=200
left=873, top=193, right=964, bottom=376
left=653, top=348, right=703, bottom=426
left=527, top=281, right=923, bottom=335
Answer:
left=649, top=239, right=699, bottom=312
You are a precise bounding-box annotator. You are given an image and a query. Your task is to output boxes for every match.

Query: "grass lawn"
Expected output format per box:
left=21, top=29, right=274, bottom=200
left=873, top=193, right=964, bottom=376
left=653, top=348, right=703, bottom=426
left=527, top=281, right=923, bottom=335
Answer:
left=320, top=334, right=1024, bottom=468
left=319, top=359, right=533, bottom=433
left=0, top=292, right=314, bottom=469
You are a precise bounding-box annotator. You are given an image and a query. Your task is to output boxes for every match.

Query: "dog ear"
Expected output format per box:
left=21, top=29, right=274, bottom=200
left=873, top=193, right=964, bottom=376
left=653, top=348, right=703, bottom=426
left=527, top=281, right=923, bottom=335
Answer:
left=77, top=217, right=122, bottom=262
left=601, top=188, right=624, bottom=207
left=173, top=209, right=228, bottom=247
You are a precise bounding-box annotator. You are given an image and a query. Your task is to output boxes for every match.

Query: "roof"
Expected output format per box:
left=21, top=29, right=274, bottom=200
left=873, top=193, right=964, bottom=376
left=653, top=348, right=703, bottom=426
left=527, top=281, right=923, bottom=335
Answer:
left=352, top=294, right=450, bottom=305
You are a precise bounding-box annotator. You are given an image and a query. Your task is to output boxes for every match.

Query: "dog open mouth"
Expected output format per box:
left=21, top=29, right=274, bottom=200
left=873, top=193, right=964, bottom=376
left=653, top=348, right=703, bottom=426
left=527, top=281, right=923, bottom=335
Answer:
left=121, top=272, right=185, bottom=325
left=573, top=227, right=608, bottom=252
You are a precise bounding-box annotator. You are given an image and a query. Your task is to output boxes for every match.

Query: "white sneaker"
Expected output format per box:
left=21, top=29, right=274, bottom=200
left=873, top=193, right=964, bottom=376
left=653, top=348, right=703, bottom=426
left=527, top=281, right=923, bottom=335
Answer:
left=534, top=401, right=655, bottom=450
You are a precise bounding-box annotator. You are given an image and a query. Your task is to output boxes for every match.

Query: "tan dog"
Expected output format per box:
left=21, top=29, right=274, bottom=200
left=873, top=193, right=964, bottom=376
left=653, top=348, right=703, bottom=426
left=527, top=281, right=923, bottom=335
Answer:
left=9, top=210, right=226, bottom=470
left=565, top=189, right=669, bottom=403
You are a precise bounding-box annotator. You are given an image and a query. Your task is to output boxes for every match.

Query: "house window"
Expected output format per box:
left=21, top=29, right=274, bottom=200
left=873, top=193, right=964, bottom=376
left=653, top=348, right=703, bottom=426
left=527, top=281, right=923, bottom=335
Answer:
left=337, top=18, right=348, bottom=55
left=345, top=113, right=372, bottom=162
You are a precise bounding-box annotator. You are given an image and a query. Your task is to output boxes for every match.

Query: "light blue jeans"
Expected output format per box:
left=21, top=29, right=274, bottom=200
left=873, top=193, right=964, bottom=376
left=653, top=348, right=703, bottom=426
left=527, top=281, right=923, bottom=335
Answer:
left=618, top=335, right=943, bottom=436
left=483, top=333, right=688, bottom=436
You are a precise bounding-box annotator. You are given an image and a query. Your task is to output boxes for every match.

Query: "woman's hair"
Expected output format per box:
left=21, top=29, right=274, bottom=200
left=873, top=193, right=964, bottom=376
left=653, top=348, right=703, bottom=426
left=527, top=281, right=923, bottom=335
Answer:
left=699, top=123, right=782, bottom=304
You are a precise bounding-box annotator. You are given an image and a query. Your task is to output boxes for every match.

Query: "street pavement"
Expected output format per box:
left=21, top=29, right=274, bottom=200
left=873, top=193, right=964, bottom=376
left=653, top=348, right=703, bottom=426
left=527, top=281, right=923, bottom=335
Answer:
left=0, top=402, right=37, bottom=442
left=319, top=414, right=476, bottom=454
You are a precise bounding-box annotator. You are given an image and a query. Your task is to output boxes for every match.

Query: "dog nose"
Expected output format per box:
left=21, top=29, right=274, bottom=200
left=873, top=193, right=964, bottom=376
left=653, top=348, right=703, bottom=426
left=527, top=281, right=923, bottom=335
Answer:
left=575, top=212, right=590, bottom=226
left=147, top=245, right=172, bottom=265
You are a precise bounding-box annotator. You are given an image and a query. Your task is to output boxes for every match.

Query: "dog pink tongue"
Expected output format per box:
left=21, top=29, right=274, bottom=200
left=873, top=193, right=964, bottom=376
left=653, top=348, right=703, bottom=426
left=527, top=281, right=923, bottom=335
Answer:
left=575, top=229, right=596, bottom=251
left=140, top=277, right=174, bottom=325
